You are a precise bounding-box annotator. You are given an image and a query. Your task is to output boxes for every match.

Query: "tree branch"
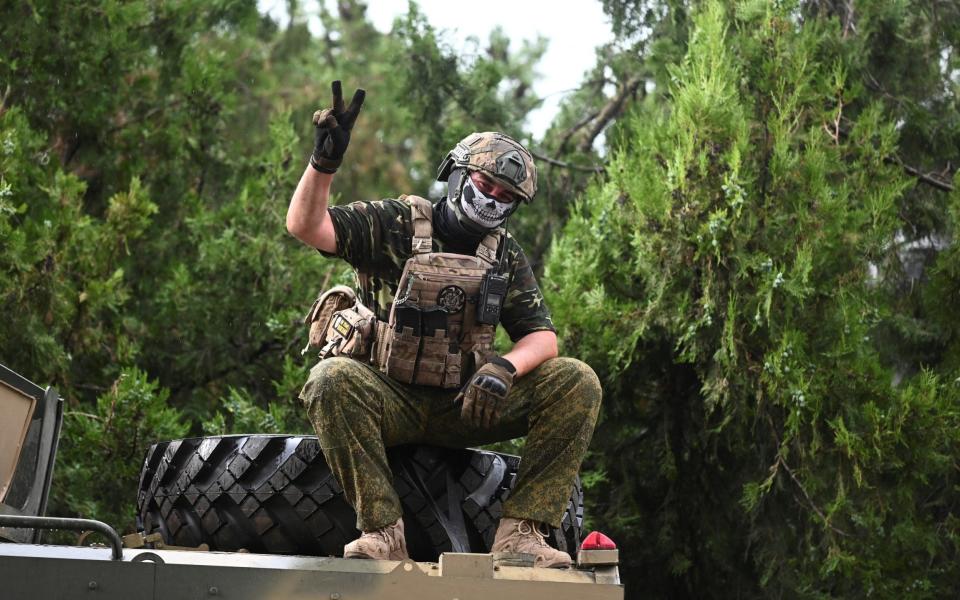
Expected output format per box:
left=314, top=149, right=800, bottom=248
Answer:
left=0, top=84, right=10, bottom=117
left=577, top=75, right=644, bottom=154
left=779, top=457, right=850, bottom=537
left=886, top=156, right=955, bottom=193
left=557, top=108, right=601, bottom=154
left=766, top=415, right=850, bottom=538
left=834, top=117, right=955, bottom=193
left=107, top=100, right=184, bottom=135
left=64, top=411, right=104, bottom=421
left=530, top=150, right=606, bottom=174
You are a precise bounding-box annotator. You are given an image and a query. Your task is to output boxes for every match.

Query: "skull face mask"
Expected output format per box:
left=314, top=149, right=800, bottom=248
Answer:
left=457, top=172, right=518, bottom=230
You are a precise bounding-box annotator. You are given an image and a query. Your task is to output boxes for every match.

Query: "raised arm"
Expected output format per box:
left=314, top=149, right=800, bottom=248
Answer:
left=286, top=80, right=365, bottom=254
left=287, top=168, right=337, bottom=253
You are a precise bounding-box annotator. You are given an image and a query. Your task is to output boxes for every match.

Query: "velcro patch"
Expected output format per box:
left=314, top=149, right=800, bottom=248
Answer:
left=333, top=315, right=352, bottom=337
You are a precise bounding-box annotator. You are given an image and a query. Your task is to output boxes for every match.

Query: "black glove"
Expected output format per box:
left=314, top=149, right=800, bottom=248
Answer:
left=311, top=80, right=366, bottom=174
left=456, top=357, right=516, bottom=429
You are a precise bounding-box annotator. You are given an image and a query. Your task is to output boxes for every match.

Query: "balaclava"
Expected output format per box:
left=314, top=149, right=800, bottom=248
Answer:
left=434, top=167, right=519, bottom=250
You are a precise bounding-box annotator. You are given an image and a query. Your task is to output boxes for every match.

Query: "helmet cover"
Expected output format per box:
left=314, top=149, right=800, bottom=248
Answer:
left=436, top=132, right=538, bottom=203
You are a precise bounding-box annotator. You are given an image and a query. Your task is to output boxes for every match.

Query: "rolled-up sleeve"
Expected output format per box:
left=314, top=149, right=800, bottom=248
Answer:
left=500, top=245, right=556, bottom=342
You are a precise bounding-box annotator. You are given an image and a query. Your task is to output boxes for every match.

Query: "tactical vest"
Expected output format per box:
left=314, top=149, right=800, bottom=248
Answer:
left=373, top=196, right=501, bottom=388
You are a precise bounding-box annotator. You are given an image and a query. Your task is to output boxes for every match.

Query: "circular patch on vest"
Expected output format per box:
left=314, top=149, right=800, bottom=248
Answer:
left=437, top=285, right=466, bottom=313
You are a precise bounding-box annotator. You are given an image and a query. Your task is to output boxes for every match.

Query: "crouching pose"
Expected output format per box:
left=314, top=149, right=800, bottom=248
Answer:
left=286, top=81, right=601, bottom=568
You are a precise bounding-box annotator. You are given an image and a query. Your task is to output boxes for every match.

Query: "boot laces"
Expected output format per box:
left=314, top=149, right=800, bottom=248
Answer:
left=366, top=522, right=399, bottom=548
left=516, top=519, right=550, bottom=548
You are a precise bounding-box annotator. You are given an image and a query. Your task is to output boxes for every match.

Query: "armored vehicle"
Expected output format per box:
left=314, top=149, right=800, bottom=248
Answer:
left=0, top=362, right=623, bottom=599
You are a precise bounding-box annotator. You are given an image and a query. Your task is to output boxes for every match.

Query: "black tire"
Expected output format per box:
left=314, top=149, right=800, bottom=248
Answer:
left=458, top=450, right=582, bottom=554
left=136, top=435, right=582, bottom=561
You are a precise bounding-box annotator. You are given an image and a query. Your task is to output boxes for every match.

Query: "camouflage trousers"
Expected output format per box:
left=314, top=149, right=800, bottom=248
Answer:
left=299, top=356, right=602, bottom=532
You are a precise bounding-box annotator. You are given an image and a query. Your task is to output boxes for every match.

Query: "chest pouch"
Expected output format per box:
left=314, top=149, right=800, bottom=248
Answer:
left=384, top=300, right=461, bottom=388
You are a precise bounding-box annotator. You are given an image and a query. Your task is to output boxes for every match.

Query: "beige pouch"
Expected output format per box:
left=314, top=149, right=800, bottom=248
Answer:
left=321, top=302, right=376, bottom=359
left=302, top=285, right=357, bottom=356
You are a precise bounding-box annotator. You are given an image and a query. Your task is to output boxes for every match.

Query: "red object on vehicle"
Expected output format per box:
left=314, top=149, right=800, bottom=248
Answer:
left=580, top=531, right=617, bottom=550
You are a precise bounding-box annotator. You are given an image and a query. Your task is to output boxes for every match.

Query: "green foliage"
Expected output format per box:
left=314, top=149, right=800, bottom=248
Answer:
left=393, top=4, right=545, bottom=166
left=0, top=107, right=157, bottom=386
left=925, top=182, right=960, bottom=373
left=548, top=1, right=960, bottom=596
left=52, top=368, right=188, bottom=533
left=0, top=0, right=547, bottom=538
left=6, top=0, right=960, bottom=595
left=202, top=384, right=309, bottom=436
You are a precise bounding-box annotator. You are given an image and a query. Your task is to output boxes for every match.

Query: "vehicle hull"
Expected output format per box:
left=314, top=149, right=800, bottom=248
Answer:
left=0, top=544, right=623, bottom=600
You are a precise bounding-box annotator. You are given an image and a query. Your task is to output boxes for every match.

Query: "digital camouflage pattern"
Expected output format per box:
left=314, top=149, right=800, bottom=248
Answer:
left=300, top=356, right=602, bottom=531
left=437, top=132, right=538, bottom=202
left=321, top=198, right=555, bottom=343
left=308, top=196, right=598, bottom=534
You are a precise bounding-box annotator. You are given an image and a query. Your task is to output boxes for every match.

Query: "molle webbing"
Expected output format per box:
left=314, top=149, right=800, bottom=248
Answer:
left=410, top=198, right=433, bottom=254
left=475, top=232, right=499, bottom=264
left=378, top=195, right=502, bottom=388
left=407, top=196, right=500, bottom=263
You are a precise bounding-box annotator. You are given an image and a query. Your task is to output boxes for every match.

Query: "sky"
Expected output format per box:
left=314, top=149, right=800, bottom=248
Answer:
left=257, top=0, right=613, bottom=138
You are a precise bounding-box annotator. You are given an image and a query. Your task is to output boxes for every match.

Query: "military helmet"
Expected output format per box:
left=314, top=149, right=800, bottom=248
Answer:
left=436, top=132, right=538, bottom=203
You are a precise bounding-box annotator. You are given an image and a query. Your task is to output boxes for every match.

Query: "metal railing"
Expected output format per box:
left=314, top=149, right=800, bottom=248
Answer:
left=0, top=514, right=122, bottom=560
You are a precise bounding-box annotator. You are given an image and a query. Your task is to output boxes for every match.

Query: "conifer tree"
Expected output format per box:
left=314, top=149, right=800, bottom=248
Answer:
left=0, top=0, right=549, bottom=531
left=548, top=2, right=960, bottom=596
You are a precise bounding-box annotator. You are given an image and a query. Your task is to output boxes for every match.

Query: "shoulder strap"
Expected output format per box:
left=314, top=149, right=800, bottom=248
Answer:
left=476, top=228, right=503, bottom=265
left=403, top=194, right=500, bottom=262
left=404, top=195, right=434, bottom=255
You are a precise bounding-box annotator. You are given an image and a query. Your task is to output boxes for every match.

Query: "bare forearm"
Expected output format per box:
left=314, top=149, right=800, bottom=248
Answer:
left=502, top=330, right=558, bottom=377
left=286, top=166, right=337, bottom=253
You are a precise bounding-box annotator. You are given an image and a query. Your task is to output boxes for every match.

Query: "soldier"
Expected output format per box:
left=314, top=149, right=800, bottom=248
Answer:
left=287, top=81, right=601, bottom=568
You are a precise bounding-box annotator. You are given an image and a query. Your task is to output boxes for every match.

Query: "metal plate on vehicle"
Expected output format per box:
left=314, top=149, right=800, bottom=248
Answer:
left=0, top=381, right=36, bottom=503
left=0, top=545, right=624, bottom=599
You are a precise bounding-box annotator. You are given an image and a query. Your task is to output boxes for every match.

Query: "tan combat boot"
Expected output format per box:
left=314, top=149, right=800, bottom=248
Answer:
left=491, top=517, right=572, bottom=569
left=343, top=517, right=409, bottom=560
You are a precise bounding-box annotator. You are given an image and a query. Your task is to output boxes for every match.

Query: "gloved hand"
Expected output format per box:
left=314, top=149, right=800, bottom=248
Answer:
left=310, top=80, right=366, bottom=173
left=456, top=356, right=516, bottom=428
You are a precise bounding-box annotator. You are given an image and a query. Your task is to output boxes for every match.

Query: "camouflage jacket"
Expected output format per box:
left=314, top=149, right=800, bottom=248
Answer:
left=321, top=198, right=555, bottom=342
